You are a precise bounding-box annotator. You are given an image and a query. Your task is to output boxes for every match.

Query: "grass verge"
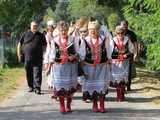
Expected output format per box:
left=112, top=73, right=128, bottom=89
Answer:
left=0, top=67, right=25, bottom=103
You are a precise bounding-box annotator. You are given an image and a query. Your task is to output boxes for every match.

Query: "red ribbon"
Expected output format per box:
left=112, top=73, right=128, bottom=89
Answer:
left=59, top=37, right=68, bottom=64
left=116, top=37, right=126, bottom=61
left=91, top=38, right=100, bottom=67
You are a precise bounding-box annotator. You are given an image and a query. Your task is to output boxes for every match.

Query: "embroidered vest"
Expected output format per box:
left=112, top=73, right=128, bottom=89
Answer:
left=54, top=41, right=77, bottom=63
left=84, top=40, right=107, bottom=64
left=111, top=40, right=129, bottom=59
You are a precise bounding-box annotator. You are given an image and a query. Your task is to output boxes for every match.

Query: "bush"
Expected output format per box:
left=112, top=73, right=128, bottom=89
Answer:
left=5, top=48, right=19, bottom=67
left=146, top=44, right=160, bottom=70
left=123, top=0, right=160, bottom=71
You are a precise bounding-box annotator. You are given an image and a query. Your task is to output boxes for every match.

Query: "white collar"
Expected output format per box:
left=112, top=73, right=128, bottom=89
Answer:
left=113, top=36, right=128, bottom=45
left=54, top=36, right=74, bottom=46
left=85, top=36, right=104, bottom=45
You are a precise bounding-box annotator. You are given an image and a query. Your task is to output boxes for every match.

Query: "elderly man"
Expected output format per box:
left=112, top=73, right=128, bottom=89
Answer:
left=121, top=20, right=138, bottom=91
left=17, top=21, right=47, bottom=94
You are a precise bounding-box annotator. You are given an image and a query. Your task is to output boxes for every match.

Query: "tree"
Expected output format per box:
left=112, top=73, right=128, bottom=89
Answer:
left=52, top=0, right=70, bottom=22
left=0, top=0, right=58, bottom=38
left=123, top=0, right=160, bottom=70
left=68, top=0, right=113, bottom=22
left=107, top=13, right=120, bottom=33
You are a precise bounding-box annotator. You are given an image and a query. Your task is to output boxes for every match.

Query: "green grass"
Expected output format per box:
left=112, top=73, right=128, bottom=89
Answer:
left=0, top=67, right=25, bottom=101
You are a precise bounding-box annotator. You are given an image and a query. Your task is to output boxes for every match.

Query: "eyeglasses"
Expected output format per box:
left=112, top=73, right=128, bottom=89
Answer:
left=117, top=32, right=124, bottom=35
left=33, top=24, right=38, bottom=27
left=80, top=30, right=87, bottom=33
left=60, top=29, right=67, bottom=32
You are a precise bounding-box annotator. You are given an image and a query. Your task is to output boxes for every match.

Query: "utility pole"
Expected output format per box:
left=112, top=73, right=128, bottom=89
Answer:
left=0, top=25, right=5, bottom=68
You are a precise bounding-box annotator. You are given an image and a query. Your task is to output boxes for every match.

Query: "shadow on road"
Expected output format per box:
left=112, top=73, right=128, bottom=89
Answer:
left=0, top=107, right=160, bottom=120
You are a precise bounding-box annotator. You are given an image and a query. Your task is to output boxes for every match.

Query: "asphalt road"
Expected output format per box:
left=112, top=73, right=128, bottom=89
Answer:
left=0, top=75, right=160, bottom=120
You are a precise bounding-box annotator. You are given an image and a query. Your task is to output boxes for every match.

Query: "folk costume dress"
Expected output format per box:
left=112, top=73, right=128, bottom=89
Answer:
left=49, top=35, right=78, bottom=113
left=109, top=36, right=134, bottom=101
left=49, top=35, right=78, bottom=96
left=44, top=32, right=54, bottom=88
left=74, top=36, right=86, bottom=91
left=79, top=36, right=109, bottom=112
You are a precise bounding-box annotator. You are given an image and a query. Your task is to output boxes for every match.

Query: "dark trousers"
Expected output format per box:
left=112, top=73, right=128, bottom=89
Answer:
left=127, top=54, right=134, bottom=90
left=25, top=60, right=42, bottom=90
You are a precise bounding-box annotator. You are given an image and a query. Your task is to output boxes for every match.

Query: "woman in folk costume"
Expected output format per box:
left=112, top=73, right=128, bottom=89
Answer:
left=44, top=20, right=56, bottom=88
left=68, top=16, right=89, bottom=38
left=79, top=20, right=109, bottom=113
left=109, top=25, right=134, bottom=102
left=43, top=20, right=58, bottom=100
left=48, top=21, right=78, bottom=113
left=69, top=17, right=89, bottom=91
left=74, top=26, right=89, bottom=96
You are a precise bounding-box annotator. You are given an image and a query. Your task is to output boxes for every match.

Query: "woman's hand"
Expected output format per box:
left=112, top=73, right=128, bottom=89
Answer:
left=68, top=55, right=78, bottom=61
left=44, top=63, right=53, bottom=76
left=107, top=59, right=112, bottom=64
left=43, top=64, right=49, bottom=71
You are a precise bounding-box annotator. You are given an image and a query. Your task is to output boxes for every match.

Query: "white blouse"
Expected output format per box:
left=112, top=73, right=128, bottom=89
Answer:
left=107, top=36, right=134, bottom=59
left=78, top=36, right=110, bottom=60
left=49, top=36, right=76, bottom=63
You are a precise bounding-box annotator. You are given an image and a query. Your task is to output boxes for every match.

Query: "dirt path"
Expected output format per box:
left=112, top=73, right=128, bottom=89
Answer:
left=132, top=67, right=160, bottom=108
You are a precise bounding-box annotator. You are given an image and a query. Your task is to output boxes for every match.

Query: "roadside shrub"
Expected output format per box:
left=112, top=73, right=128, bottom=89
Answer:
left=146, top=44, right=160, bottom=70
left=5, top=48, right=19, bottom=67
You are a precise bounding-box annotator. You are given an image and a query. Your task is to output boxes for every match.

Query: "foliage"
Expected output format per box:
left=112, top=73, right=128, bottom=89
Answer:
left=44, top=7, right=55, bottom=22
left=123, top=0, right=160, bottom=43
left=1, top=0, right=160, bottom=70
left=5, top=48, right=19, bottom=67
left=146, top=44, right=160, bottom=70
left=97, top=0, right=128, bottom=18
left=68, top=0, right=113, bottom=22
left=107, top=13, right=120, bottom=33
left=0, top=0, right=54, bottom=38
left=52, top=0, right=70, bottom=22
left=123, top=0, right=160, bottom=70
left=0, top=0, right=58, bottom=67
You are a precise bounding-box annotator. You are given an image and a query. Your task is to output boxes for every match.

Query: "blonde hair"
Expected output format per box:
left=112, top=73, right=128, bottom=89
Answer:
left=88, top=20, right=100, bottom=30
left=57, top=21, right=69, bottom=31
left=75, top=16, right=89, bottom=28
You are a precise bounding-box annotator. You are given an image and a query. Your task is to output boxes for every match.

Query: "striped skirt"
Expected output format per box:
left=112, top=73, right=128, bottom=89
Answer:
left=51, top=62, right=78, bottom=92
left=82, top=63, right=109, bottom=95
left=110, top=59, right=130, bottom=85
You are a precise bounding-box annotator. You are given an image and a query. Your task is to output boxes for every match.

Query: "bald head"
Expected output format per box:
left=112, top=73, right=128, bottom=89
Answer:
left=31, top=21, right=38, bottom=33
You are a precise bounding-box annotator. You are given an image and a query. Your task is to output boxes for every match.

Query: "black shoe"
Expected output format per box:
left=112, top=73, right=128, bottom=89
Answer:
left=34, top=88, right=41, bottom=95
left=28, top=87, right=34, bottom=92
left=127, top=87, right=131, bottom=91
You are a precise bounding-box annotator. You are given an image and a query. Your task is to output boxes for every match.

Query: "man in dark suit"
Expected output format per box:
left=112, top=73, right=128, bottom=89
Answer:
left=17, top=21, right=47, bottom=94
